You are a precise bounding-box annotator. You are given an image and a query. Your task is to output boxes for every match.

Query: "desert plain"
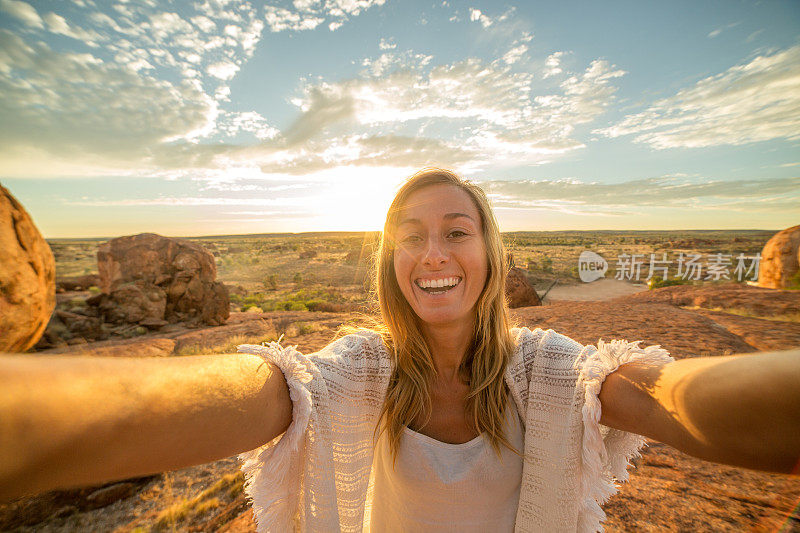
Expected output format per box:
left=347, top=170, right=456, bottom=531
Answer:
left=2, top=229, right=799, bottom=532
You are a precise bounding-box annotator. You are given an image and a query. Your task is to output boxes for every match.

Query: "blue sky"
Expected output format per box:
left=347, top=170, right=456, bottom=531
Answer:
left=1, top=0, right=798, bottom=238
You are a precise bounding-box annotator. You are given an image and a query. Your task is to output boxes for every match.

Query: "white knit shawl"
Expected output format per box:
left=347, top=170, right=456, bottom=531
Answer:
left=237, top=327, right=674, bottom=532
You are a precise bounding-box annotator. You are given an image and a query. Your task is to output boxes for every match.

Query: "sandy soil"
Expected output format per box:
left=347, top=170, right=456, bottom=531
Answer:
left=544, top=278, right=648, bottom=302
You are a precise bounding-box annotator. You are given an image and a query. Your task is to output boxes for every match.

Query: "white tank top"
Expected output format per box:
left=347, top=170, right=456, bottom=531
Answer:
left=367, top=400, right=524, bottom=532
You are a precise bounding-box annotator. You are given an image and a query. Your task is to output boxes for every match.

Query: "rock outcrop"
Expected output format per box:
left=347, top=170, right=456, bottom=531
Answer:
left=505, top=267, right=542, bottom=308
left=56, top=274, right=100, bottom=292
left=97, top=233, right=229, bottom=326
left=0, top=185, right=56, bottom=352
left=758, top=225, right=800, bottom=289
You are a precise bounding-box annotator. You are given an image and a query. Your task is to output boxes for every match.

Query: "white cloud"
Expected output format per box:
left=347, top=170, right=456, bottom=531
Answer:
left=707, top=21, right=740, bottom=39
left=0, top=28, right=216, bottom=173
left=543, top=51, right=566, bottom=78
left=483, top=175, right=800, bottom=214
left=191, top=15, right=216, bottom=33
left=468, top=7, right=492, bottom=27
left=264, top=0, right=385, bottom=33
left=67, top=196, right=307, bottom=207
left=264, top=5, right=323, bottom=32
left=277, top=52, right=627, bottom=170
left=597, top=45, right=800, bottom=148
left=0, top=0, right=277, bottom=177
left=746, top=29, right=764, bottom=43
left=208, top=61, right=240, bottom=80
left=502, top=44, right=527, bottom=65
left=218, top=111, right=279, bottom=140
left=0, top=0, right=627, bottom=184
left=43, top=12, right=99, bottom=44
left=0, top=0, right=43, bottom=28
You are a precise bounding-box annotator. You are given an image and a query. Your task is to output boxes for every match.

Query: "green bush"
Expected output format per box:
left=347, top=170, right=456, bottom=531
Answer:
left=647, top=276, right=691, bottom=290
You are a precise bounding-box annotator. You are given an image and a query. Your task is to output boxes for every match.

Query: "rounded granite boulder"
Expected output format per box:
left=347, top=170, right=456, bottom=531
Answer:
left=0, top=184, right=56, bottom=352
left=758, top=225, right=800, bottom=289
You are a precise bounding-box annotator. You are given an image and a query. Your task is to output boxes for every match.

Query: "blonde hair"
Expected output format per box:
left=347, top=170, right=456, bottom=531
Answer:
left=374, top=168, right=517, bottom=463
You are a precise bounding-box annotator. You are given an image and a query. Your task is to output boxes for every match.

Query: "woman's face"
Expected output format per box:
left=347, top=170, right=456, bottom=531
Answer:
left=392, top=184, right=488, bottom=330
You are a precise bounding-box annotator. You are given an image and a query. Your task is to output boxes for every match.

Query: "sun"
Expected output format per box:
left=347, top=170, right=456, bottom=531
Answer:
left=297, top=165, right=415, bottom=232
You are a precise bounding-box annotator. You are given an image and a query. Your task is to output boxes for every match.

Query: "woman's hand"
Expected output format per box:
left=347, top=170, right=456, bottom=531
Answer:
left=598, top=348, right=800, bottom=474
left=0, top=352, right=292, bottom=500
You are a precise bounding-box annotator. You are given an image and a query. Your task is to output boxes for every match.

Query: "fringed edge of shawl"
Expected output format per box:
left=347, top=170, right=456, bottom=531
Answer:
left=578, top=339, right=675, bottom=533
left=236, top=340, right=314, bottom=533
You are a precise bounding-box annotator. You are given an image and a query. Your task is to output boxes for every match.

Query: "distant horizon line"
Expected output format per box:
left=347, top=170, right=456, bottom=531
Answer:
left=45, top=228, right=779, bottom=241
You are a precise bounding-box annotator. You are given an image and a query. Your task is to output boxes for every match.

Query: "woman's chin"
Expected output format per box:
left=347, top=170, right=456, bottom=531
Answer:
left=414, top=308, right=476, bottom=330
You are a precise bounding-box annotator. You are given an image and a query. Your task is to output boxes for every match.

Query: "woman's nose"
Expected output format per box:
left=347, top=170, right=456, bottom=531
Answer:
left=422, top=237, right=448, bottom=267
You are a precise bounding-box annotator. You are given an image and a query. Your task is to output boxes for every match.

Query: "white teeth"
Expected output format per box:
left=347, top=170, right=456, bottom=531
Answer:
left=416, top=277, right=460, bottom=289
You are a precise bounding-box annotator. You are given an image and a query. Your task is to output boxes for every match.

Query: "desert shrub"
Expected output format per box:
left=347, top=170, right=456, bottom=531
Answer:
left=242, top=294, right=265, bottom=307
left=88, top=286, right=101, bottom=294
left=286, top=301, right=308, bottom=311
left=310, top=301, right=350, bottom=312
left=647, top=276, right=691, bottom=289
left=304, top=299, right=325, bottom=311
left=192, top=497, right=220, bottom=516
left=296, top=322, right=318, bottom=335
left=570, top=266, right=580, bottom=279
left=152, top=472, right=242, bottom=530
left=263, top=274, right=278, bottom=291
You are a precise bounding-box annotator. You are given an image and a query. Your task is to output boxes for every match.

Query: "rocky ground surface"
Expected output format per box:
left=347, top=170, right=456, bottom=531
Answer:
left=2, top=283, right=799, bottom=532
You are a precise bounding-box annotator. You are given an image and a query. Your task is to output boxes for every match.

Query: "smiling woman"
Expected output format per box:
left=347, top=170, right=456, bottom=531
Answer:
left=232, top=169, right=800, bottom=531
left=1, top=169, right=798, bottom=533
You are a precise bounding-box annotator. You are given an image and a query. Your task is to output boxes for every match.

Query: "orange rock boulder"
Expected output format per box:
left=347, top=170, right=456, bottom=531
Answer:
left=505, top=267, right=542, bottom=308
left=97, top=233, right=228, bottom=326
left=758, top=225, right=800, bottom=289
left=0, top=185, right=56, bottom=352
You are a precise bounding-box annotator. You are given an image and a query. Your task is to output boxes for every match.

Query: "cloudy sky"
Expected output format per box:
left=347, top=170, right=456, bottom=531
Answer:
left=1, top=0, right=798, bottom=238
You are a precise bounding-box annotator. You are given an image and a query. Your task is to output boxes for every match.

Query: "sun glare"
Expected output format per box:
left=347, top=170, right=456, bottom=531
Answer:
left=285, top=165, right=413, bottom=232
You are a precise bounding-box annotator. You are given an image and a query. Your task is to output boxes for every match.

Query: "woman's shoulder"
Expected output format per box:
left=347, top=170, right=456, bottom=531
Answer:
left=510, top=326, right=590, bottom=371
left=511, top=326, right=585, bottom=351
left=313, top=328, right=390, bottom=368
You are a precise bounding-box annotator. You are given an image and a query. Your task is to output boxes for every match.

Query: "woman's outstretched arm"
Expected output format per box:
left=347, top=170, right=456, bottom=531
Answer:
left=0, top=352, right=292, bottom=501
left=598, top=348, right=800, bottom=474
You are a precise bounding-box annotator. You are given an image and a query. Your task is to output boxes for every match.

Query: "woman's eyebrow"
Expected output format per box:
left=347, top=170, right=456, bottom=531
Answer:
left=443, top=213, right=475, bottom=222
left=397, top=213, right=476, bottom=226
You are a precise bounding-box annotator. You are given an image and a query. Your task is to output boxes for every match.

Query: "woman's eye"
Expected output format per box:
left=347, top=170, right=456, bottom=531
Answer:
left=401, top=235, right=422, bottom=244
left=448, top=230, right=467, bottom=238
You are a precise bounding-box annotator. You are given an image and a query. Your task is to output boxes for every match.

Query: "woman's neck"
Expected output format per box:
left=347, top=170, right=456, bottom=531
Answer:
left=421, top=318, right=475, bottom=384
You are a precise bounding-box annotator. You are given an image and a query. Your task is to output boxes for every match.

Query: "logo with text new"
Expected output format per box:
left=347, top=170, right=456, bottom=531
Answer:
left=579, top=251, right=607, bottom=283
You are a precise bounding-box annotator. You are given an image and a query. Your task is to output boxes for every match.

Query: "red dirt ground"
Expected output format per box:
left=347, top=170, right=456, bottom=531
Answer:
left=2, top=284, right=799, bottom=532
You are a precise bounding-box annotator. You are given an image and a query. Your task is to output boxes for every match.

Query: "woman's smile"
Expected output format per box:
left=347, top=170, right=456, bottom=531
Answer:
left=414, top=276, right=462, bottom=294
